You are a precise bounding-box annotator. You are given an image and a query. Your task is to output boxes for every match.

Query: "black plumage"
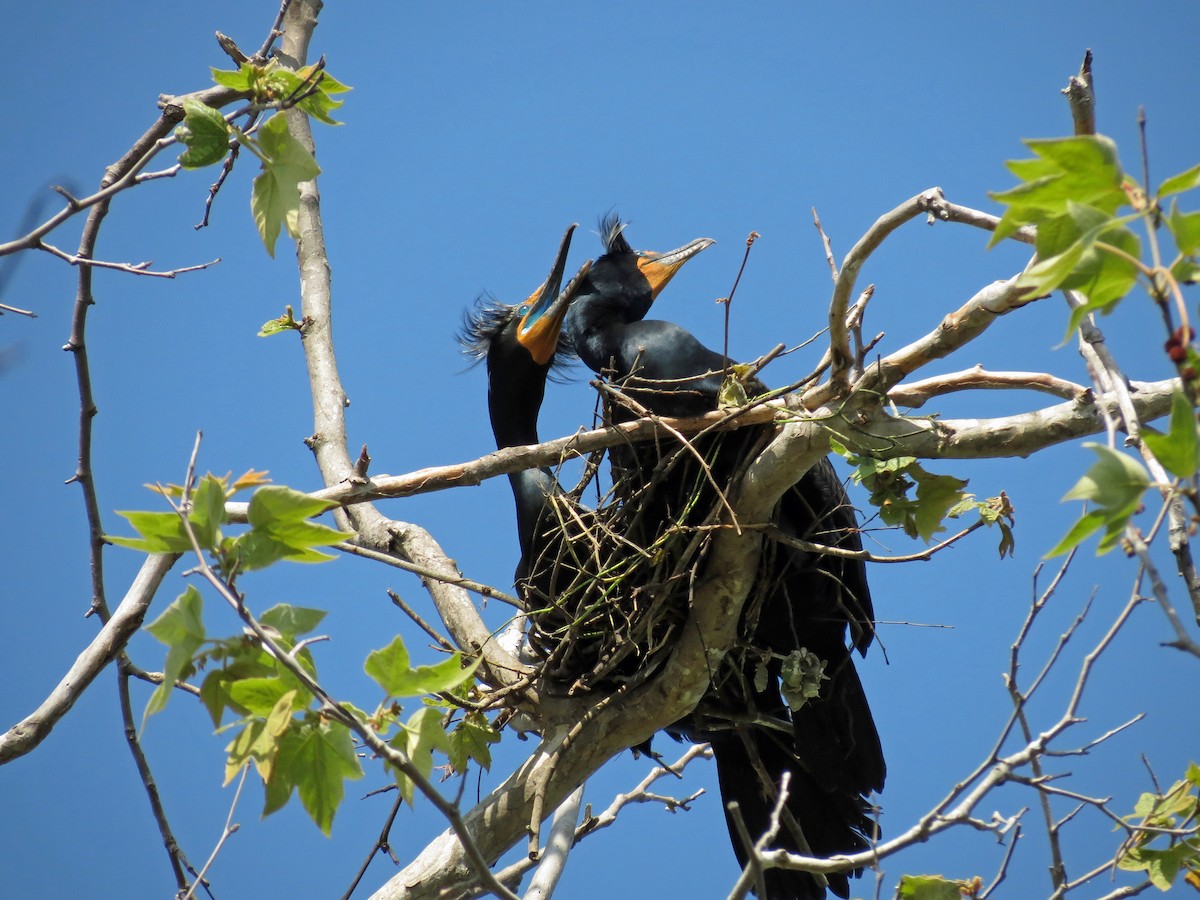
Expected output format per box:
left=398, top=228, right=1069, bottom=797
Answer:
left=459, top=225, right=590, bottom=602
left=565, top=215, right=885, bottom=900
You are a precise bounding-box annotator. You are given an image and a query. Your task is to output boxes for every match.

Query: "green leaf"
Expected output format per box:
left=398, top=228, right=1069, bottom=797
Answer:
left=175, top=98, right=231, bottom=169
left=146, top=584, right=205, bottom=647
left=276, top=720, right=363, bottom=835
left=143, top=586, right=206, bottom=721
left=989, top=135, right=1129, bottom=247
left=248, top=113, right=322, bottom=256
left=262, top=753, right=296, bottom=817
left=365, top=636, right=411, bottom=695
left=291, top=66, right=350, bottom=126
left=248, top=484, right=338, bottom=527
left=996, top=518, right=1016, bottom=559
left=1159, top=162, right=1200, bottom=200
left=1187, top=761, right=1200, bottom=790
left=260, top=604, right=327, bottom=638
left=108, top=510, right=194, bottom=554
left=1142, top=392, right=1200, bottom=478
left=259, top=305, right=302, bottom=337
left=210, top=65, right=253, bottom=92
left=225, top=691, right=296, bottom=785
left=896, top=874, right=974, bottom=900
left=1172, top=260, right=1200, bottom=284
left=227, top=677, right=296, bottom=718
left=264, top=518, right=350, bottom=550
left=1018, top=239, right=1088, bottom=297
left=718, top=375, right=749, bottom=408
left=188, top=475, right=229, bottom=550
left=229, top=486, right=349, bottom=570
left=258, top=316, right=300, bottom=336
left=366, top=636, right=480, bottom=698
left=228, top=531, right=333, bottom=571
left=404, top=706, right=452, bottom=781
left=1063, top=444, right=1151, bottom=509
left=1118, top=843, right=1199, bottom=890
left=200, top=669, right=235, bottom=728
left=1045, top=509, right=1107, bottom=558
left=1015, top=203, right=1141, bottom=335
left=1026, top=135, right=1124, bottom=186
left=264, top=690, right=298, bottom=739
left=227, top=532, right=290, bottom=571
left=911, top=468, right=969, bottom=542
left=1048, top=444, right=1149, bottom=557
left=448, top=711, right=500, bottom=773
left=1052, top=210, right=1143, bottom=335
left=223, top=693, right=292, bottom=787
left=1168, top=200, right=1200, bottom=256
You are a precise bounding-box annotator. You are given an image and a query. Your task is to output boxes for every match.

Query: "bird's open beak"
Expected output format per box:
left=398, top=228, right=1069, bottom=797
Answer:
left=636, top=236, right=715, bottom=300
left=517, top=224, right=593, bottom=365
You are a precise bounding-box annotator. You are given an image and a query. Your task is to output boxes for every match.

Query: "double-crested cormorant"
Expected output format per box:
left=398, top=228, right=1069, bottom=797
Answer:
left=566, top=215, right=885, bottom=900
left=459, top=225, right=590, bottom=598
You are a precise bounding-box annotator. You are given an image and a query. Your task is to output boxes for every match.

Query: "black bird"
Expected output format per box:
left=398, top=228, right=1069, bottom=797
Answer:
left=566, top=215, right=885, bottom=900
left=459, top=225, right=591, bottom=604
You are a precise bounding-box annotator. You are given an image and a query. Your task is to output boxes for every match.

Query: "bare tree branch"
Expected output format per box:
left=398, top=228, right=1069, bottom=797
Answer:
left=214, top=377, right=1178, bottom=524
left=181, top=766, right=248, bottom=900
left=37, top=240, right=220, bottom=279
left=0, top=85, right=248, bottom=261
left=1063, top=50, right=1096, bottom=138
left=826, top=188, right=948, bottom=393
left=273, top=0, right=526, bottom=695
left=117, top=664, right=193, bottom=890
left=523, top=784, right=585, bottom=900
left=0, top=553, right=177, bottom=764
left=889, top=366, right=1089, bottom=407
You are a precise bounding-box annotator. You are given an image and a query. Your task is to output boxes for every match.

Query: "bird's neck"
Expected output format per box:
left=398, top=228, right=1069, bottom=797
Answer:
left=487, top=361, right=558, bottom=559
left=570, top=294, right=641, bottom=377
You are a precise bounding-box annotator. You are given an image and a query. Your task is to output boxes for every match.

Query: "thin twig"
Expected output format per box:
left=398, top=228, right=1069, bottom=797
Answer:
left=386, top=589, right=457, bottom=653
left=811, top=207, right=838, bottom=281
left=37, top=241, right=220, bottom=278
left=181, top=765, right=248, bottom=900
left=117, top=663, right=192, bottom=890
left=337, top=541, right=523, bottom=608
left=767, top=517, right=986, bottom=563
left=341, top=793, right=404, bottom=900
left=718, top=230, right=760, bottom=374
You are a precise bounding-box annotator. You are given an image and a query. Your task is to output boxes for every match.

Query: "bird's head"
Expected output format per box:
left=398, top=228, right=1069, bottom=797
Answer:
left=515, top=224, right=593, bottom=365
left=460, top=224, right=593, bottom=370
left=570, top=214, right=714, bottom=326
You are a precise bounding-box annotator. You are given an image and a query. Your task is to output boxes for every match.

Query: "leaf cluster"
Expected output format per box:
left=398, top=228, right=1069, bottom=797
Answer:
left=147, top=592, right=363, bottom=834
left=173, top=61, right=350, bottom=256
left=110, top=474, right=351, bottom=575
left=362, top=637, right=493, bottom=807
left=831, top=440, right=969, bottom=542
left=948, top=492, right=1017, bottom=559
left=115, top=470, right=500, bottom=832
left=1116, top=763, right=1200, bottom=891
left=990, top=135, right=1200, bottom=340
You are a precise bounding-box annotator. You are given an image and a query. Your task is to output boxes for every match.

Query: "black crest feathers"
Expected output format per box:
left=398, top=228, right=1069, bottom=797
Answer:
left=598, top=212, right=632, bottom=256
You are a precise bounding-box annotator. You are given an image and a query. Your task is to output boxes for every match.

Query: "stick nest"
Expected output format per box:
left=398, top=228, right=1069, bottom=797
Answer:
left=520, top=425, right=776, bottom=696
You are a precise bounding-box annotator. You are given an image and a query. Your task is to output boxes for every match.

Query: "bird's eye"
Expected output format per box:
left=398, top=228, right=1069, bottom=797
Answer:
left=517, top=304, right=531, bottom=317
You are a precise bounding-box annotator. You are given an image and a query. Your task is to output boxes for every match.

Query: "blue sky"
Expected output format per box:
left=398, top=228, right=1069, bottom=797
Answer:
left=2, top=2, right=1198, bottom=898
